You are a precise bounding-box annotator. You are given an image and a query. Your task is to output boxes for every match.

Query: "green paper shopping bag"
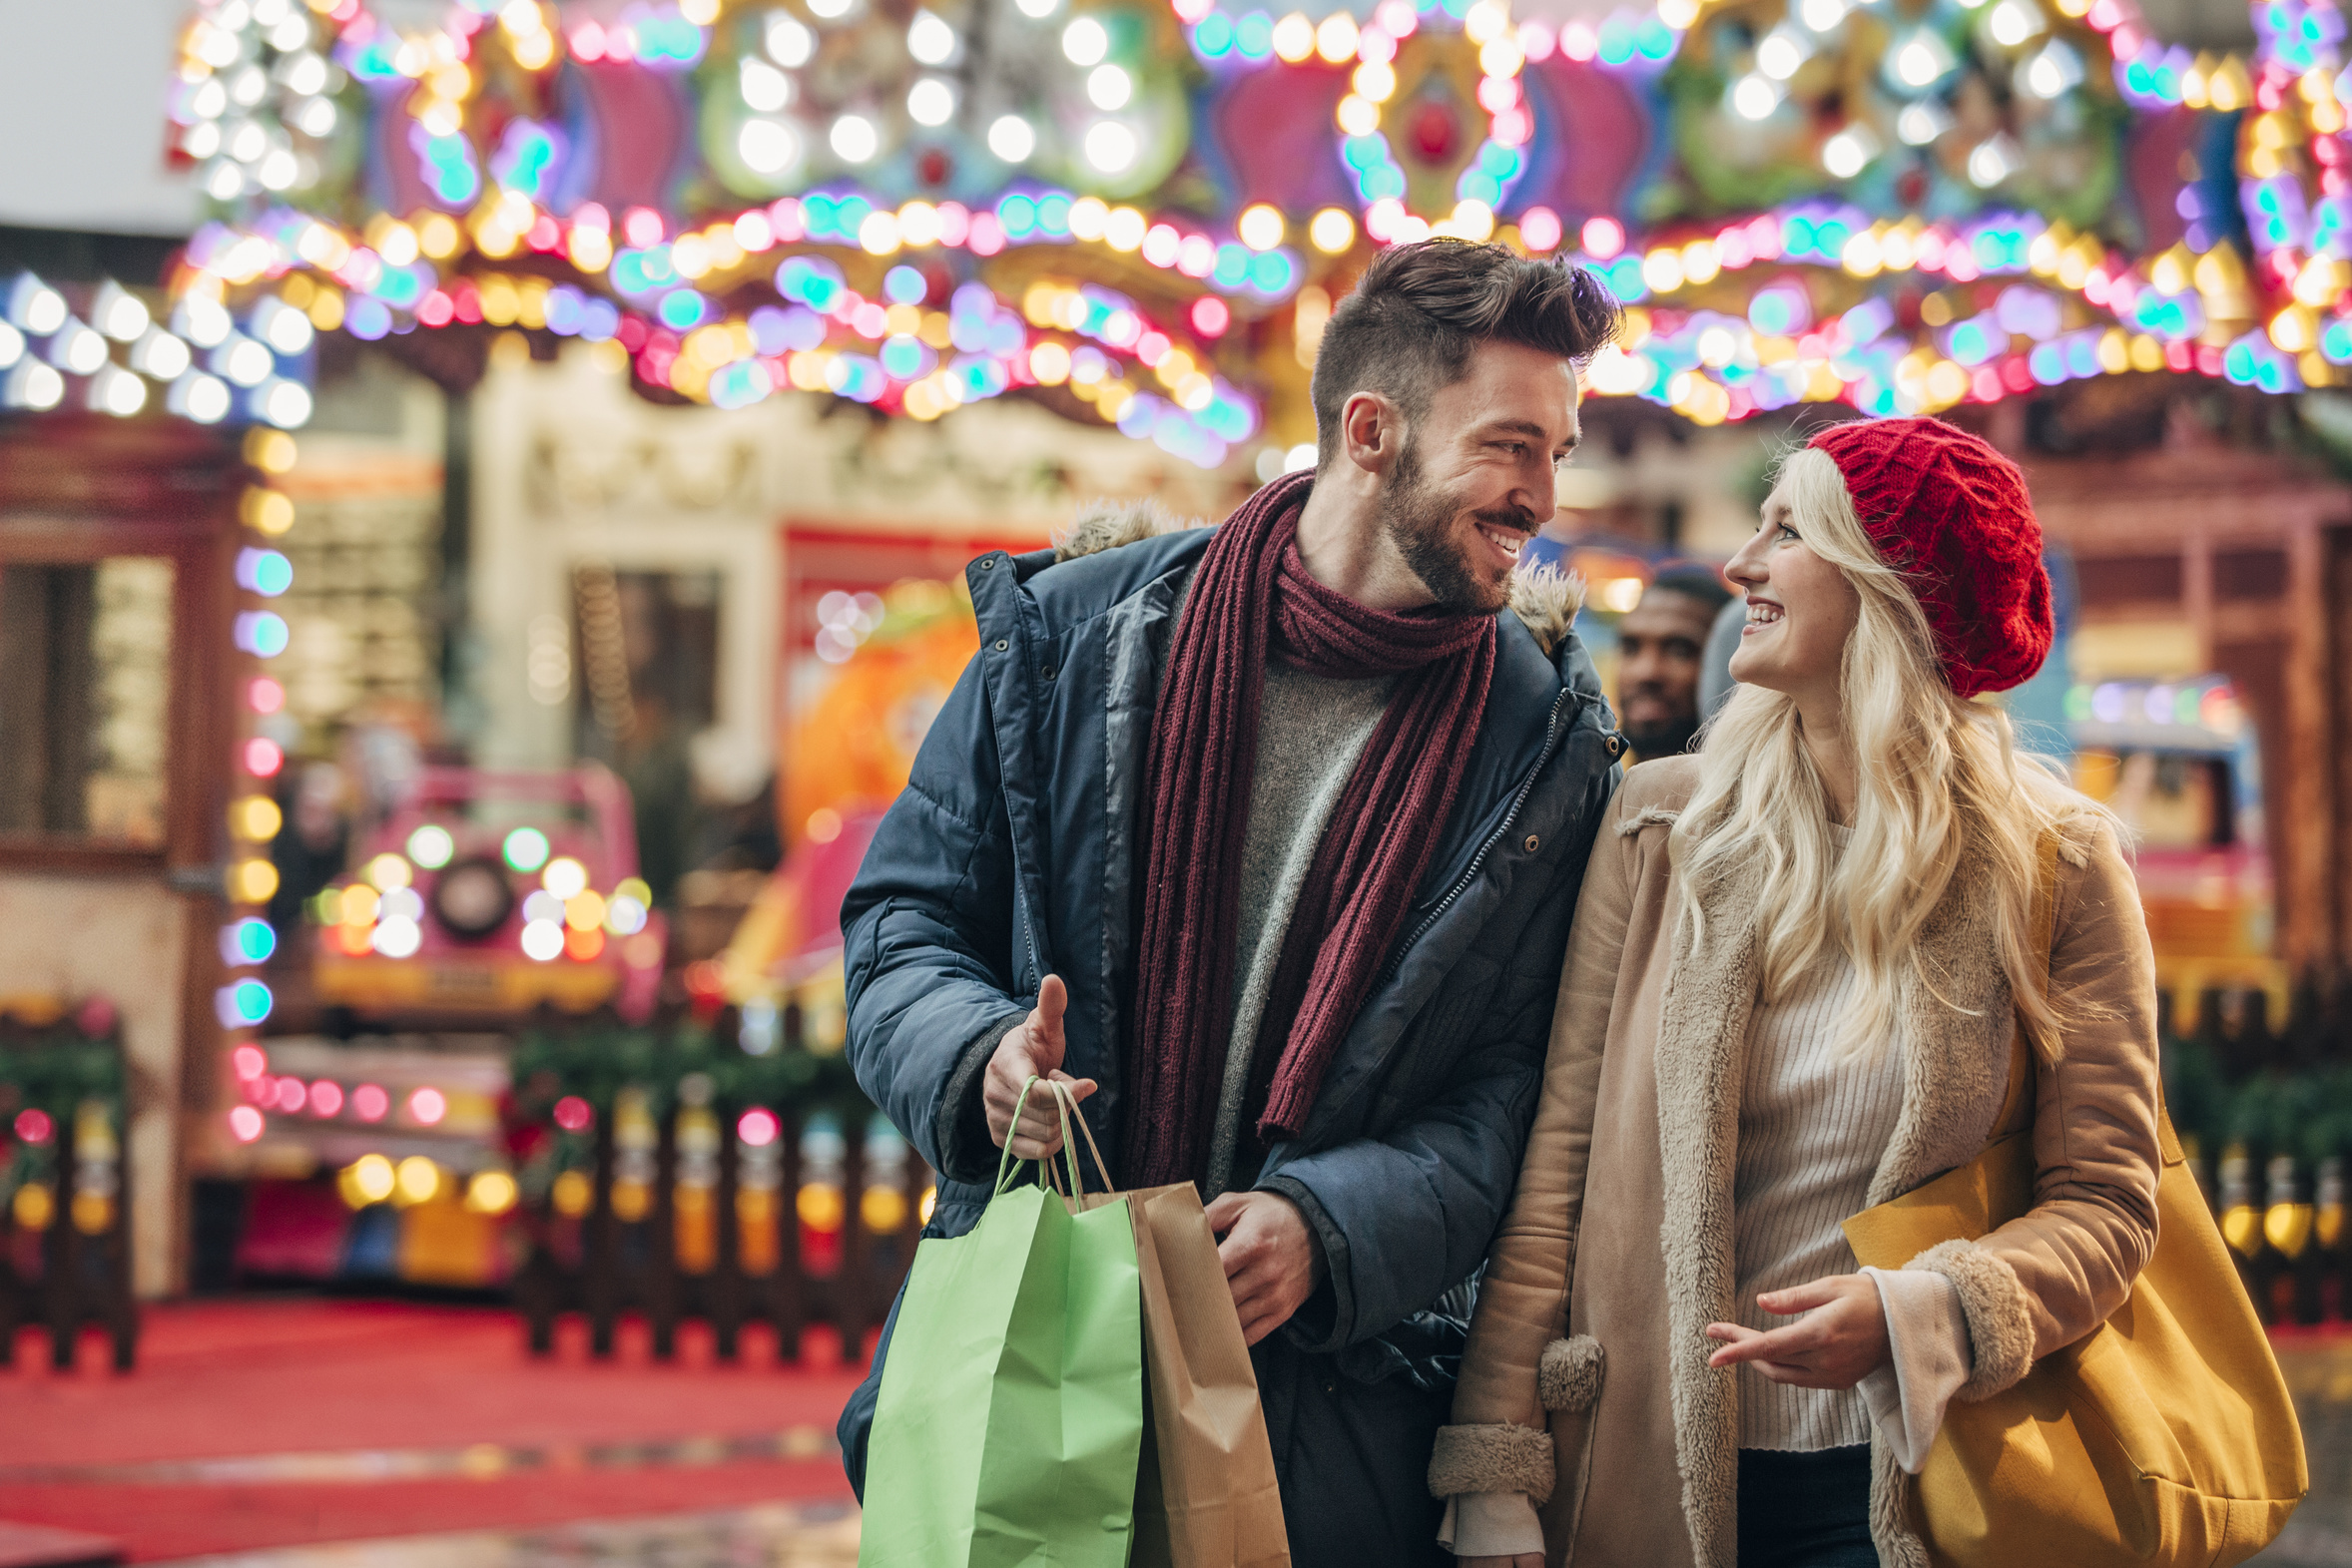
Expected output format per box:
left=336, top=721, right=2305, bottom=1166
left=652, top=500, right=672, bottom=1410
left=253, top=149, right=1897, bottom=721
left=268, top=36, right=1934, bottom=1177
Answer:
left=859, top=1079, right=1145, bottom=1568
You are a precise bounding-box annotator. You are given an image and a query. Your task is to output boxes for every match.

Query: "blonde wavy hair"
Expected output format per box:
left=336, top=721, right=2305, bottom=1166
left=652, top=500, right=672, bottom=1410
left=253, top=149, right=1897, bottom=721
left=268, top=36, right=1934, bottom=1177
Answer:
left=1671, top=445, right=2096, bottom=1064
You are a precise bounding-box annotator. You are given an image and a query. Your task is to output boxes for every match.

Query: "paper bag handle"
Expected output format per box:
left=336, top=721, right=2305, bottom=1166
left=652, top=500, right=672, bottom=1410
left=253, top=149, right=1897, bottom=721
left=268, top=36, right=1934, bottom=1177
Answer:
left=993, top=1075, right=1090, bottom=1199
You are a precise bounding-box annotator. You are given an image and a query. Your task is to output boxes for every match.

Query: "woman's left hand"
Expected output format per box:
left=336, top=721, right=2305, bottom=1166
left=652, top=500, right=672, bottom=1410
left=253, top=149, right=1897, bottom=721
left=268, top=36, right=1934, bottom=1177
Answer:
left=1703, top=1273, right=1890, bottom=1390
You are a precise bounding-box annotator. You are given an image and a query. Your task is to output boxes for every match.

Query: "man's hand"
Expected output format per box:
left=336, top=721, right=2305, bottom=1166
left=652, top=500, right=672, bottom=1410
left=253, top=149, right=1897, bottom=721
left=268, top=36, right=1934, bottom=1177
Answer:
left=1204, top=1190, right=1326, bottom=1346
left=982, top=975, right=1097, bottom=1160
left=1703, top=1273, right=1890, bottom=1389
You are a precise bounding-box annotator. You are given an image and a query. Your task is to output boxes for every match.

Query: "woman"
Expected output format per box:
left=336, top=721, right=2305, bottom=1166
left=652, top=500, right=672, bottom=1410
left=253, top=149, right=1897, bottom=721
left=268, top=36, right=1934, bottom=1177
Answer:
left=1429, top=417, right=2162, bottom=1568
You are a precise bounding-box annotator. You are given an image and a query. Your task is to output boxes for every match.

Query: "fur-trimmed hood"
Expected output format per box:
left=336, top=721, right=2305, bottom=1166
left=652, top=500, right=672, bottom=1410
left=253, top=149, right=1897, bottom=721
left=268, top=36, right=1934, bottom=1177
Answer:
left=1054, top=497, right=1585, bottom=657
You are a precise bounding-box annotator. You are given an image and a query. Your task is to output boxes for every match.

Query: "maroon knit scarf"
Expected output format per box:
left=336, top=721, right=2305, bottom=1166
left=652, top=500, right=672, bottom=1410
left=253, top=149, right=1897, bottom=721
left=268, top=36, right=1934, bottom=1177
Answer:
left=1123, top=469, right=1498, bottom=1190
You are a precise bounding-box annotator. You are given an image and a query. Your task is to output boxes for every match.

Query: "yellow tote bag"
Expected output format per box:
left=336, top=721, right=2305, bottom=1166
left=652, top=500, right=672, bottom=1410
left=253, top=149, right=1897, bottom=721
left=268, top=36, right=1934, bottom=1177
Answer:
left=1844, top=835, right=2306, bottom=1567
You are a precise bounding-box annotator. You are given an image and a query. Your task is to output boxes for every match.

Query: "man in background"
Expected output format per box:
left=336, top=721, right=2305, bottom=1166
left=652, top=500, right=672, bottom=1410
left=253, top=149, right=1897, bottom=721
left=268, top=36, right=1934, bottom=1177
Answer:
left=1614, top=561, right=1734, bottom=762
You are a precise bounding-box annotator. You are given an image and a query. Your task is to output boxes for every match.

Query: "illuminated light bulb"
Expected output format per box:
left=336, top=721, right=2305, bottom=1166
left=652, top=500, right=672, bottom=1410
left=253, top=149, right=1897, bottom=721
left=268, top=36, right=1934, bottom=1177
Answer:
left=94, top=284, right=150, bottom=343
left=1799, top=0, right=1846, bottom=30
left=229, top=1105, right=265, bottom=1143
left=1478, top=36, right=1523, bottom=76
left=604, top=894, right=649, bottom=936
left=1272, top=12, right=1316, bottom=60
left=168, top=370, right=230, bottom=423
left=1353, top=59, right=1397, bottom=100
left=1088, top=64, right=1133, bottom=109
left=372, top=916, right=422, bottom=958
left=739, top=118, right=801, bottom=173
left=259, top=378, right=312, bottom=428
left=182, top=121, right=224, bottom=160
left=226, top=118, right=268, bottom=164
left=1897, top=100, right=1954, bottom=144
left=988, top=114, right=1035, bottom=162
left=1729, top=73, right=1781, bottom=119
left=1335, top=93, right=1381, bottom=135
left=52, top=321, right=108, bottom=376
left=1465, top=0, right=1508, bottom=42
left=521, top=919, right=565, bottom=961
left=235, top=794, right=283, bottom=840
left=0, top=319, right=18, bottom=371
left=1317, top=11, right=1360, bottom=61
left=766, top=13, right=814, bottom=64
left=394, top=1155, right=442, bottom=1204
left=740, top=57, right=792, bottom=111
left=406, top=1088, right=447, bottom=1129
left=1450, top=200, right=1495, bottom=242
left=2016, top=38, right=2081, bottom=97
left=233, top=857, right=280, bottom=901
left=466, top=1171, right=519, bottom=1216
left=7, top=276, right=65, bottom=335
left=202, top=159, right=246, bottom=202
left=1062, top=15, right=1109, bottom=64
left=1310, top=207, right=1357, bottom=253
left=406, top=824, right=454, bottom=868
left=255, top=298, right=313, bottom=356
left=258, top=149, right=298, bottom=193
left=1084, top=120, right=1137, bottom=173
left=908, top=9, right=957, bottom=63
left=1987, top=0, right=2042, bottom=45
left=1104, top=206, right=1147, bottom=250
left=228, top=64, right=270, bottom=109
left=905, top=76, right=956, bottom=126
left=1016, top=0, right=1062, bottom=16
left=565, top=891, right=607, bottom=932
left=1239, top=204, right=1286, bottom=251
left=503, top=826, right=550, bottom=872
left=1822, top=124, right=1880, bottom=179
left=365, top=852, right=412, bottom=891
left=90, top=365, right=147, bottom=417
left=807, top=0, right=854, bottom=18
left=1067, top=196, right=1109, bottom=239
left=1966, top=133, right=2019, bottom=187
left=830, top=114, right=879, bottom=163
left=542, top=856, right=589, bottom=899
left=1892, top=28, right=1953, bottom=88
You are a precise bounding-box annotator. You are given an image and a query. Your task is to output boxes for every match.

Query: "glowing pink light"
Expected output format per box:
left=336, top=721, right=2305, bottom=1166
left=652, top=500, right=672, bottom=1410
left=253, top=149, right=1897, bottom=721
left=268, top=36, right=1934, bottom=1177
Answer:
left=1478, top=75, right=1520, bottom=112
left=1490, top=108, right=1531, bottom=146
left=1971, top=366, right=2003, bottom=401
left=14, top=1108, right=52, bottom=1145
left=1136, top=331, right=1171, bottom=366
left=968, top=212, right=1006, bottom=256
left=852, top=301, right=889, bottom=338
left=244, top=1074, right=275, bottom=1105
left=553, top=1095, right=594, bottom=1132
left=249, top=677, right=285, bottom=715
left=1580, top=217, right=1625, bottom=260
left=573, top=201, right=611, bottom=235
left=1519, top=208, right=1562, bottom=254
left=408, top=1086, right=447, bottom=1126
left=1191, top=296, right=1230, bottom=336
left=353, top=1083, right=390, bottom=1122
left=1141, top=224, right=1182, bottom=267
left=1517, top=19, right=1555, bottom=60
left=767, top=198, right=806, bottom=242
left=274, top=1077, right=307, bottom=1113
left=308, top=1080, right=344, bottom=1118
left=738, top=1107, right=782, bottom=1147
left=1175, top=235, right=1217, bottom=277
left=622, top=207, right=666, bottom=248
left=570, top=20, right=606, bottom=59
left=229, top=1105, right=266, bottom=1143
left=231, top=1043, right=269, bottom=1081
left=245, top=739, right=285, bottom=779
left=1365, top=199, right=1405, bottom=242
left=1559, top=19, right=1597, bottom=59
left=1358, top=25, right=1397, bottom=62
left=1172, top=0, right=1214, bottom=20
left=1375, top=0, right=1416, bottom=37
left=936, top=203, right=971, bottom=247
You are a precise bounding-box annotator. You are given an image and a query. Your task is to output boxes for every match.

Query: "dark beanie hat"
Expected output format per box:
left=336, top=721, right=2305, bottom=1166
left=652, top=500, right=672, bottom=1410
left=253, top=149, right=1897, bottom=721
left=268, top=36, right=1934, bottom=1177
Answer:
left=1807, top=417, right=2054, bottom=699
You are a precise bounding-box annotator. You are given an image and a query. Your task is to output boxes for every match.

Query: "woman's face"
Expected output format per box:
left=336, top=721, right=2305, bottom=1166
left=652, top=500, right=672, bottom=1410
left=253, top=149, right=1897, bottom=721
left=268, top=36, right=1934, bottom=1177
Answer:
left=1723, top=477, right=1862, bottom=705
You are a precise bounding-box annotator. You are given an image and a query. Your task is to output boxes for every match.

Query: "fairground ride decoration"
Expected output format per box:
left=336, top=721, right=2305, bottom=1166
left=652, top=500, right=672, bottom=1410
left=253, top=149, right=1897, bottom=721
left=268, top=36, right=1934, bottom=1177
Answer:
left=156, top=0, right=2352, bottom=462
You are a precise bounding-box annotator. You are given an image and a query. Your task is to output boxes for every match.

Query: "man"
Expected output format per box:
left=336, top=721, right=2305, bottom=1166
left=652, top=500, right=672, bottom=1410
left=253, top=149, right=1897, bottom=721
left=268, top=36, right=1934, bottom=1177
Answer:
left=836, top=241, right=1624, bottom=1564
left=1613, top=562, right=1733, bottom=762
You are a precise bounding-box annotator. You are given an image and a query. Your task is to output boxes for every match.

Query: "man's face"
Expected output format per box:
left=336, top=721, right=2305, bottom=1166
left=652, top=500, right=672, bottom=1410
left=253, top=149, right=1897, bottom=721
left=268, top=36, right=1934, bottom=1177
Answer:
left=1616, top=588, right=1720, bottom=760
left=1378, top=340, right=1581, bottom=616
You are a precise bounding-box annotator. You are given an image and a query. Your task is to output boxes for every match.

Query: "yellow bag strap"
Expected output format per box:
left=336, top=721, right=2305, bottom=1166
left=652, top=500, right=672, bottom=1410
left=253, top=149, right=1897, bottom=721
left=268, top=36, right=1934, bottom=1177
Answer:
left=1990, top=827, right=2063, bottom=1144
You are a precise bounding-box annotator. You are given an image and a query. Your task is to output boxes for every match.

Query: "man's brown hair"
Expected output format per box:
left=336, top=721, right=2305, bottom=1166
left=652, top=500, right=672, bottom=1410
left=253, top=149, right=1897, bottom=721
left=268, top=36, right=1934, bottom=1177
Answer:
left=1309, top=240, right=1622, bottom=465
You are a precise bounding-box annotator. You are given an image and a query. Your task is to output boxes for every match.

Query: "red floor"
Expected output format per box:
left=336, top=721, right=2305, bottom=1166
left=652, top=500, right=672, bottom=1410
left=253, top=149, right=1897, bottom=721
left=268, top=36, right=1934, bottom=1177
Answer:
left=0, top=1300, right=869, bottom=1562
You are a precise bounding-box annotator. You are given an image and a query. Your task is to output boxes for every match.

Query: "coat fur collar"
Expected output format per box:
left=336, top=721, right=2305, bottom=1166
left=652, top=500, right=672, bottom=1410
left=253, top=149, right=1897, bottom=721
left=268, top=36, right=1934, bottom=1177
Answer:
left=1639, top=763, right=2019, bottom=1568
left=1054, top=497, right=1585, bottom=656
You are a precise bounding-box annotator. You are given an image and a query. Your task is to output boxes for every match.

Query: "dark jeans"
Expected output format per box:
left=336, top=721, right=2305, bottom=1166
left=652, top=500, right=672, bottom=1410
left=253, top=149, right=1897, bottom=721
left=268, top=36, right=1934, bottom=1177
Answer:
left=1737, top=1445, right=1876, bottom=1568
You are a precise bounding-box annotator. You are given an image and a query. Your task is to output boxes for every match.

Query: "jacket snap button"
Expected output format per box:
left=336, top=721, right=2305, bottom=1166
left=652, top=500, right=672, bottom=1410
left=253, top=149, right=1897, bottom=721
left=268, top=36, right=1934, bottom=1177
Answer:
left=1605, top=736, right=1622, bottom=758
left=1523, top=833, right=1540, bottom=852
left=1042, top=666, right=1056, bottom=680
left=979, top=558, right=994, bottom=569
left=994, top=639, right=1009, bottom=652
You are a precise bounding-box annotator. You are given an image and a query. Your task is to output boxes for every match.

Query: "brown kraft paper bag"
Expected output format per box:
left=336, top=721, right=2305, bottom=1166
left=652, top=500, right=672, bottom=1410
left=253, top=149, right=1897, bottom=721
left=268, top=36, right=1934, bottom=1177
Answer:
left=1125, top=1181, right=1291, bottom=1568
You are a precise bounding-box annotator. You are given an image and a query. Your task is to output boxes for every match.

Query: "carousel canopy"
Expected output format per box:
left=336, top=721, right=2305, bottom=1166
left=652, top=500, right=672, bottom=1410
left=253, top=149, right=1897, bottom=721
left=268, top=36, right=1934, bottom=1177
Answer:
left=127, top=0, right=2347, bottom=464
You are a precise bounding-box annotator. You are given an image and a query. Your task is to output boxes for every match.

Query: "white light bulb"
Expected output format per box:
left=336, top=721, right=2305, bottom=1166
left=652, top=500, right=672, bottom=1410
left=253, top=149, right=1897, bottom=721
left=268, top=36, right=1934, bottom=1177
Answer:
left=130, top=326, right=191, bottom=380
left=1087, top=63, right=1132, bottom=109
left=1799, top=0, right=1846, bottom=31
left=1822, top=125, right=1875, bottom=179
left=168, top=370, right=230, bottom=424
left=277, top=50, right=328, bottom=96
left=740, top=56, right=793, bottom=111
left=1987, top=0, right=2042, bottom=45
left=228, top=120, right=268, bottom=164
left=259, top=148, right=298, bottom=191
left=907, top=10, right=957, bottom=64
left=57, top=322, right=108, bottom=375
left=1897, top=100, right=1953, bottom=144
left=229, top=64, right=270, bottom=108
left=1062, top=16, right=1108, bottom=64
left=1967, top=135, right=2019, bottom=187
left=1015, top=0, right=1062, bottom=16
left=807, top=0, right=853, bottom=19
left=5, top=360, right=64, bottom=411
left=988, top=114, right=1036, bottom=162
left=0, top=321, right=21, bottom=368
left=1729, top=73, right=1779, bottom=119
left=191, top=78, right=228, bottom=120
left=205, top=159, right=248, bottom=201
left=908, top=76, right=957, bottom=125
left=1894, top=32, right=1948, bottom=87
left=293, top=96, right=336, bottom=137
left=269, top=11, right=309, bottom=50
left=221, top=334, right=275, bottom=387
left=766, top=14, right=815, bottom=63
left=1084, top=119, right=1137, bottom=173
left=93, top=365, right=147, bottom=417
left=261, top=377, right=312, bottom=428
left=738, top=118, right=800, bottom=173
left=830, top=113, right=879, bottom=163
left=176, top=296, right=233, bottom=348
left=96, top=285, right=150, bottom=343
left=257, top=299, right=312, bottom=355
left=183, top=120, right=224, bottom=159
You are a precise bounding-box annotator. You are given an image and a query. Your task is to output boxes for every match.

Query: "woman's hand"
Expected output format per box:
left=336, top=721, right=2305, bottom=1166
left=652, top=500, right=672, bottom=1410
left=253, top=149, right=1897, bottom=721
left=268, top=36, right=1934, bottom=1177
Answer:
left=1703, top=1273, right=1889, bottom=1390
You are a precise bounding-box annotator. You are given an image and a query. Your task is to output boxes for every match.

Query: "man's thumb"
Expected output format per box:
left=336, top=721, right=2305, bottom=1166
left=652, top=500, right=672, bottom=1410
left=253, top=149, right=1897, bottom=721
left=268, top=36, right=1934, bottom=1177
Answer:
left=1033, top=974, right=1068, bottom=1062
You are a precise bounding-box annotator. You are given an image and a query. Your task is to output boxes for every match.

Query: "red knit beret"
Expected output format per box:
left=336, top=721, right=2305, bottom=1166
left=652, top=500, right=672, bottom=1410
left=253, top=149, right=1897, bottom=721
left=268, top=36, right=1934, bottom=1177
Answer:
left=1807, top=417, right=2053, bottom=699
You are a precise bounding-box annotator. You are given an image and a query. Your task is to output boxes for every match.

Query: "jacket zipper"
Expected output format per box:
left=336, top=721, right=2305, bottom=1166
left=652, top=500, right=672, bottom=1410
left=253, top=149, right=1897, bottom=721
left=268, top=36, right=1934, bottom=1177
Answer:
left=1382, top=685, right=1584, bottom=984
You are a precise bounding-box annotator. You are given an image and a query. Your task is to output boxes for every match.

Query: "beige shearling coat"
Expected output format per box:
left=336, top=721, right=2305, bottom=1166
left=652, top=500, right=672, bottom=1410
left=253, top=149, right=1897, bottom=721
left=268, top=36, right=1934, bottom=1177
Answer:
left=1428, top=757, right=2163, bottom=1567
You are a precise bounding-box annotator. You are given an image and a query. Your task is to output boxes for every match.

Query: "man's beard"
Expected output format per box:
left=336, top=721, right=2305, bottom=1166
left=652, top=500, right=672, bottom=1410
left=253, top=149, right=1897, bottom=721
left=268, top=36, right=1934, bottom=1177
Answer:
left=1622, top=710, right=1700, bottom=761
left=1377, top=440, right=1539, bottom=616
